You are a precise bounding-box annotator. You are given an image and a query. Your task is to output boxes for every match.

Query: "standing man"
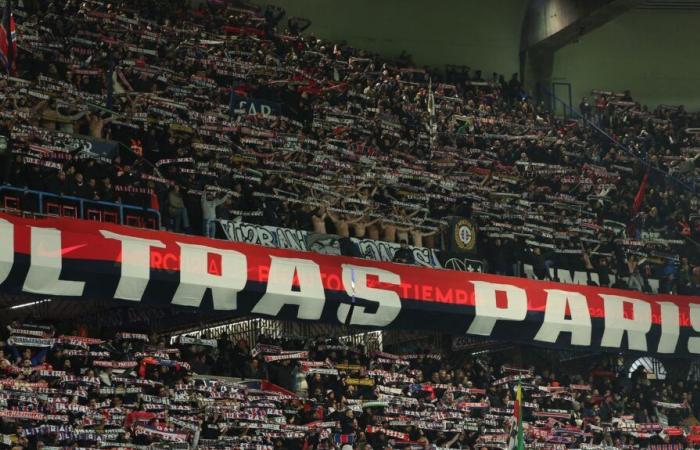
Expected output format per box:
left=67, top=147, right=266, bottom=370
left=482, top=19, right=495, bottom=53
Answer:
left=201, top=191, right=230, bottom=238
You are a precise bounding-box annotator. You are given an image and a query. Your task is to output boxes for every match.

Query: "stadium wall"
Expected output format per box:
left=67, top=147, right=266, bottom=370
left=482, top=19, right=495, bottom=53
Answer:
left=552, top=9, right=700, bottom=111
left=254, top=0, right=526, bottom=77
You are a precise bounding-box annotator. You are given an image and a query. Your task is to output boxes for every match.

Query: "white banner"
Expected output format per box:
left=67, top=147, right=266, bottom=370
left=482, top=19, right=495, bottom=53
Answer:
left=220, top=220, right=441, bottom=268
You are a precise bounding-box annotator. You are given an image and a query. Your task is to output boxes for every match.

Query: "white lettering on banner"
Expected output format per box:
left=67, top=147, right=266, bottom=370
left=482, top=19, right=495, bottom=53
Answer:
left=228, top=222, right=277, bottom=248
left=252, top=256, right=325, bottom=320
left=355, top=239, right=437, bottom=268
left=100, top=231, right=165, bottom=301
left=221, top=220, right=440, bottom=267
left=556, top=267, right=598, bottom=286
left=337, top=265, right=401, bottom=327
left=23, top=227, right=85, bottom=296
left=600, top=295, right=652, bottom=351
left=276, top=228, right=308, bottom=250
left=7, top=219, right=700, bottom=355
left=222, top=221, right=306, bottom=251
left=467, top=281, right=527, bottom=336
left=534, top=290, right=592, bottom=346
left=236, top=101, right=274, bottom=117
left=522, top=263, right=660, bottom=293
left=657, top=302, right=680, bottom=354
left=0, top=219, right=13, bottom=284
left=171, top=243, right=247, bottom=310
left=689, top=304, right=700, bottom=354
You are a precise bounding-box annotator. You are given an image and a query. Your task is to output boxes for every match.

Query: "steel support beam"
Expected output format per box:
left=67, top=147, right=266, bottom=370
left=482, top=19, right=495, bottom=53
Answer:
left=520, top=0, right=642, bottom=103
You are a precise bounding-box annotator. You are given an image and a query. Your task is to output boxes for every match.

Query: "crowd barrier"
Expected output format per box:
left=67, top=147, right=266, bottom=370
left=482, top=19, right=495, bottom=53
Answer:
left=0, top=185, right=161, bottom=229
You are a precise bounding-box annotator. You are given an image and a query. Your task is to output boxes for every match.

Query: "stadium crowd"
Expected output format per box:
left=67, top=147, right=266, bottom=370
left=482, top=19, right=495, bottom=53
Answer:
left=0, top=0, right=699, bottom=293
left=0, top=321, right=698, bottom=450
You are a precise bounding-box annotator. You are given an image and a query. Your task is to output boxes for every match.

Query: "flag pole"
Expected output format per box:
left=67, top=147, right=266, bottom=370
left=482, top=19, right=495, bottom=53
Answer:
left=2, top=0, right=15, bottom=75
left=427, top=77, right=436, bottom=159
left=515, top=382, right=525, bottom=450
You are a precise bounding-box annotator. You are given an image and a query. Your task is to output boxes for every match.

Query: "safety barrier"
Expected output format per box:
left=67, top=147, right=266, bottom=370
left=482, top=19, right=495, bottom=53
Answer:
left=0, top=185, right=161, bottom=229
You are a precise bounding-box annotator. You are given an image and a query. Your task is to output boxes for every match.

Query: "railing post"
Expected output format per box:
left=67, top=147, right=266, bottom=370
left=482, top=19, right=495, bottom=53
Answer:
left=38, top=192, right=43, bottom=215
left=118, top=205, right=124, bottom=225
left=79, top=199, right=84, bottom=219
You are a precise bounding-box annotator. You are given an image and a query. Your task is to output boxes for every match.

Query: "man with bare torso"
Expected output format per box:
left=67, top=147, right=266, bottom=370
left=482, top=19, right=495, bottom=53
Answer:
left=367, top=221, right=381, bottom=240
left=328, top=210, right=363, bottom=238
left=311, top=206, right=328, bottom=234
left=410, top=226, right=437, bottom=248
left=382, top=221, right=397, bottom=242
left=384, top=207, right=422, bottom=243
left=351, top=215, right=379, bottom=239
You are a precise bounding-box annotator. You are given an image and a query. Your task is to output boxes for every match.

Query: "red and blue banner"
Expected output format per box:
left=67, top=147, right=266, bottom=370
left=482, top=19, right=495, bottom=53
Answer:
left=1, top=213, right=700, bottom=356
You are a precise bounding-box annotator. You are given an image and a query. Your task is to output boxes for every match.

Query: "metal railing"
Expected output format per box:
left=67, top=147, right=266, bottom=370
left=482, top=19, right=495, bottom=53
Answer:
left=0, top=185, right=161, bottom=228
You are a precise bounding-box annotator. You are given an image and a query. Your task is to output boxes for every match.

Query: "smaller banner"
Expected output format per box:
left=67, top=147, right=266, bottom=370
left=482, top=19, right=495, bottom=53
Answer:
left=178, top=336, right=217, bottom=348
left=230, top=95, right=281, bottom=118
left=446, top=217, right=478, bottom=254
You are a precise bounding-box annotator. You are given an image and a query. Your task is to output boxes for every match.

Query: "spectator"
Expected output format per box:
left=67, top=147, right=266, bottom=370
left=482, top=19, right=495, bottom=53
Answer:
left=392, top=240, right=416, bottom=265
left=167, top=185, right=189, bottom=233
left=66, top=173, right=90, bottom=199
left=201, top=192, right=230, bottom=238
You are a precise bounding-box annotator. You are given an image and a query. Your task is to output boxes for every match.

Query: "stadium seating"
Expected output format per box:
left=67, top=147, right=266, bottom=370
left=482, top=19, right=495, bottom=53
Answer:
left=0, top=322, right=694, bottom=449
left=2, top=0, right=699, bottom=299
left=0, top=2, right=699, bottom=447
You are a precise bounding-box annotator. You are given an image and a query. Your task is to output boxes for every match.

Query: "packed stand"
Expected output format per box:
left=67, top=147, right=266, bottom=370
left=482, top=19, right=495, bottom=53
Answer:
left=0, top=321, right=700, bottom=449
left=1, top=0, right=700, bottom=291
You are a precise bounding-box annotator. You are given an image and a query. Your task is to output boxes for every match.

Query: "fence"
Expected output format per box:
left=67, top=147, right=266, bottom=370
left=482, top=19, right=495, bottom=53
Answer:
left=168, top=316, right=444, bottom=354
left=0, top=185, right=160, bottom=229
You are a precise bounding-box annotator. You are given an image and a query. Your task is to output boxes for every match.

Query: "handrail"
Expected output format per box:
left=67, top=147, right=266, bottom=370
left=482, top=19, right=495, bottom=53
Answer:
left=0, top=185, right=161, bottom=228
left=545, top=88, right=698, bottom=195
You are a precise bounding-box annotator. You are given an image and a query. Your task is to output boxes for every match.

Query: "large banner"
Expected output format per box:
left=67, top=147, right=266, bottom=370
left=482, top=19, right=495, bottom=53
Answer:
left=2, top=213, right=700, bottom=356
left=220, top=220, right=441, bottom=268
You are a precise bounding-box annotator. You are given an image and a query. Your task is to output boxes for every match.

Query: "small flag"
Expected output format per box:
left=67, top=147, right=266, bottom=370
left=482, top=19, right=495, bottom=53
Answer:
left=333, top=434, right=354, bottom=445
left=0, top=0, right=17, bottom=75
left=513, top=383, right=525, bottom=450
left=631, top=170, right=649, bottom=216
left=628, top=170, right=649, bottom=237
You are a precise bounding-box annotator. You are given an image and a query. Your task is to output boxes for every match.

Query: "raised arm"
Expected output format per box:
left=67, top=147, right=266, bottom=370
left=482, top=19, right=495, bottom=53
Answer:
left=365, top=217, right=380, bottom=227
left=407, top=208, right=424, bottom=219
left=347, top=214, right=365, bottom=224
left=421, top=228, right=438, bottom=237
left=326, top=208, right=338, bottom=222
left=213, top=193, right=230, bottom=207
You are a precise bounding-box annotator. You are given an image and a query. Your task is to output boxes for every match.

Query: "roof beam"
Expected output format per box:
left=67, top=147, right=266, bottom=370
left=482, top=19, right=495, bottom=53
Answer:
left=521, top=0, right=642, bottom=52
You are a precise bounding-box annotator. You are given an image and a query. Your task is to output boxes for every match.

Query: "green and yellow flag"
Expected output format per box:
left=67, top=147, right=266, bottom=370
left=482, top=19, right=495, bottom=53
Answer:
left=514, top=383, right=525, bottom=450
